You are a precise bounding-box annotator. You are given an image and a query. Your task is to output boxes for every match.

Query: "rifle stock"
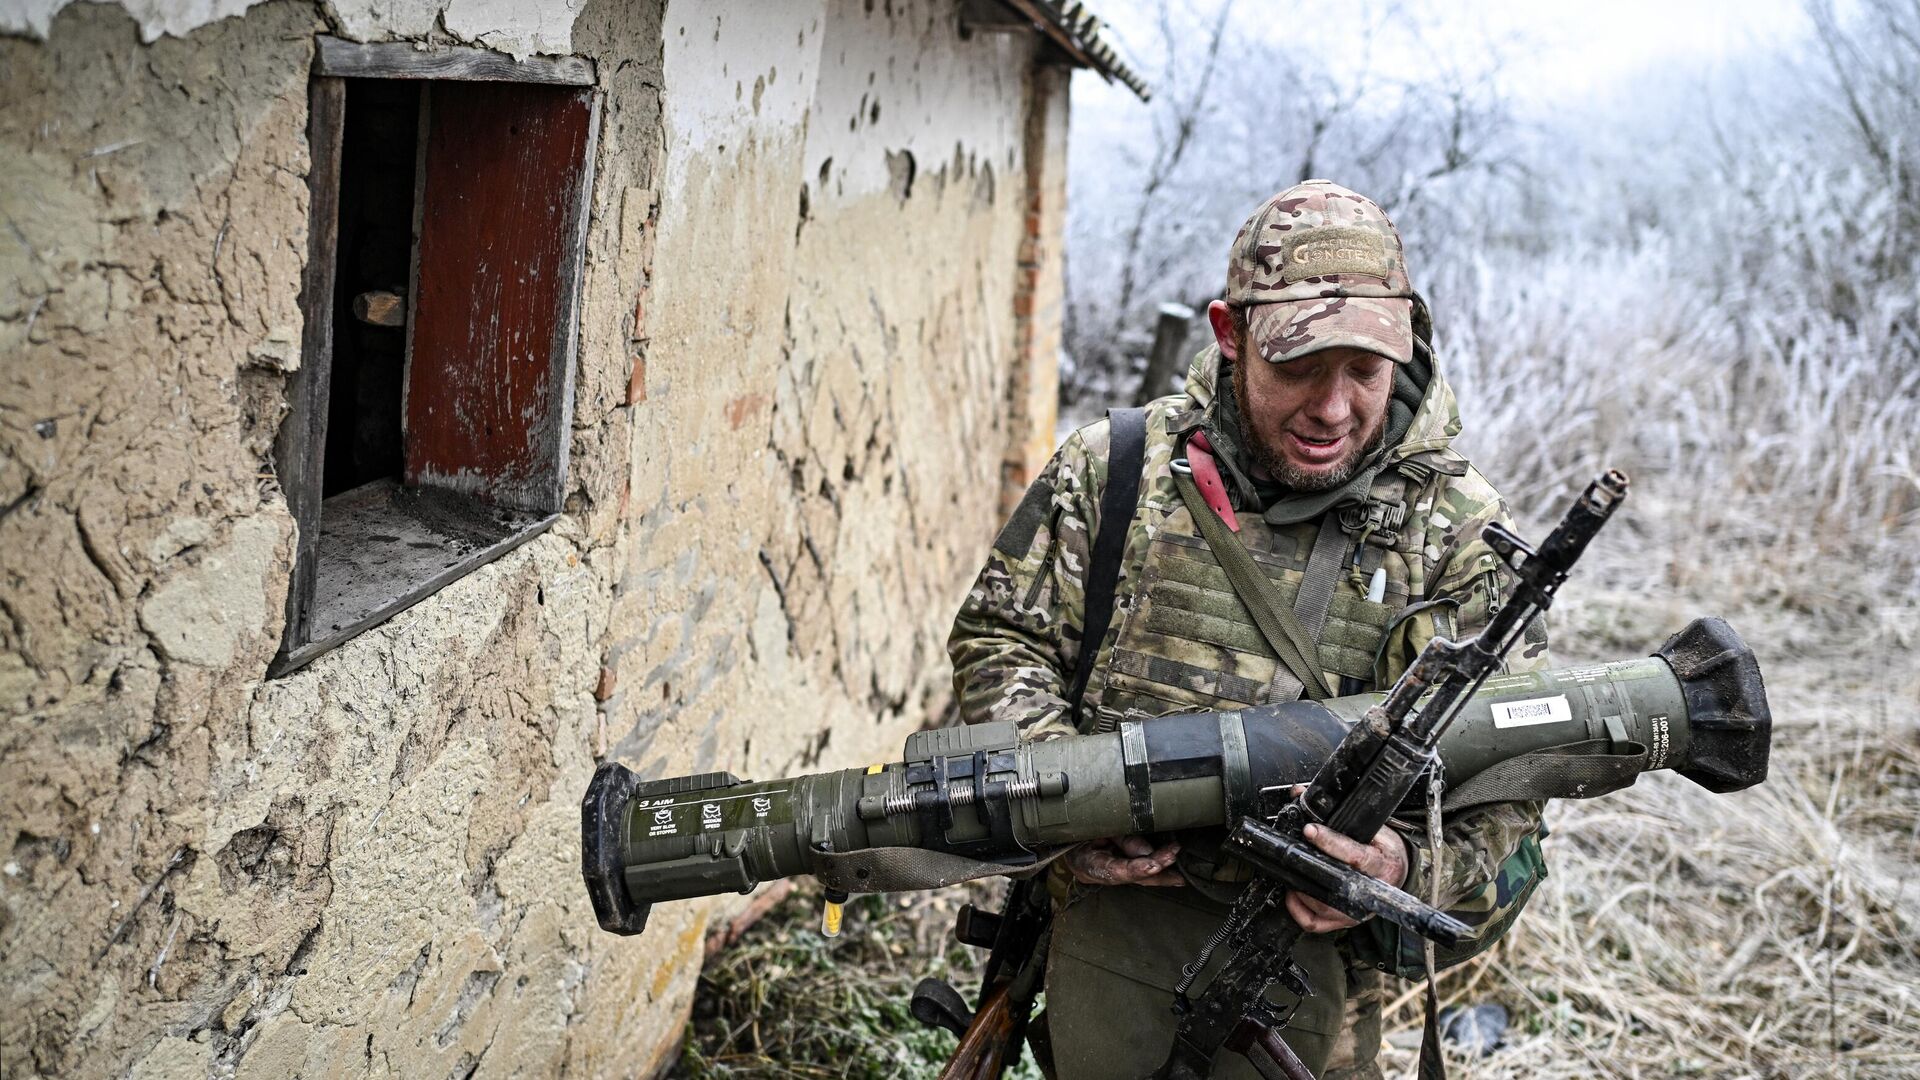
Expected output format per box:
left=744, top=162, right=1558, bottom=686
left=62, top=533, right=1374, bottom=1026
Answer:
left=939, top=981, right=1017, bottom=1080
left=935, top=876, right=1052, bottom=1079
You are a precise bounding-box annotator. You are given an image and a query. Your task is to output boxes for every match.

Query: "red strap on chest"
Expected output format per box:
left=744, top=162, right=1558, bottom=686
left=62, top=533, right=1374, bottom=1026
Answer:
left=1185, top=431, right=1240, bottom=533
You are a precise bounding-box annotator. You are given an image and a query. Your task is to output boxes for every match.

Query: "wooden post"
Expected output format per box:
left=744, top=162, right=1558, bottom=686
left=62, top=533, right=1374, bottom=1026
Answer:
left=274, top=75, right=346, bottom=664
left=1135, top=302, right=1195, bottom=406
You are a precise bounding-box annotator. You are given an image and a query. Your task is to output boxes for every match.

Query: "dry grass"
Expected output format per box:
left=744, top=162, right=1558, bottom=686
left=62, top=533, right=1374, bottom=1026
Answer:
left=673, top=882, right=1043, bottom=1080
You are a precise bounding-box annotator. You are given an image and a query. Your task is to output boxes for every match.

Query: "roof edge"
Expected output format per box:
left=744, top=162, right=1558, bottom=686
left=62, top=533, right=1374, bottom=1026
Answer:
left=995, top=0, right=1151, bottom=101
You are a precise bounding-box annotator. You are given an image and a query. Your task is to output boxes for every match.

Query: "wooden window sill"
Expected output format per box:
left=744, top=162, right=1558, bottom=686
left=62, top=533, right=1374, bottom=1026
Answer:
left=270, top=477, right=554, bottom=676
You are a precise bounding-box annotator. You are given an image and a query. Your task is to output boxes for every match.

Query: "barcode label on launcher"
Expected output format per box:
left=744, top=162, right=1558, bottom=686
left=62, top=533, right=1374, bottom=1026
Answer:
left=1490, top=695, right=1572, bottom=729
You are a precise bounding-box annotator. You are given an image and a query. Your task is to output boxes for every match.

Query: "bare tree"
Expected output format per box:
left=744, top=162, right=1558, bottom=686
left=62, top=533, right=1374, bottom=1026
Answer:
left=1109, top=0, right=1237, bottom=334
left=1805, top=0, right=1920, bottom=234
left=1063, top=1, right=1521, bottom=411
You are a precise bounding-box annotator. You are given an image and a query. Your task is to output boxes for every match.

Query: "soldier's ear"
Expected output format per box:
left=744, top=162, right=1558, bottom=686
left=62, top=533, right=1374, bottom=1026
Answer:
left=1207, top=300, right=1241, bottom=363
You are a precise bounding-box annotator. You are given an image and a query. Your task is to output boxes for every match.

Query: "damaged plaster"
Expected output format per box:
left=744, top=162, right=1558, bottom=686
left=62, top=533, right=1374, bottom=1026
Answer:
left=138, top=517, right=285, bottom=669
left=0, top=2, right=655, bottom=1073
left=1, top=0, right=1066, bottom=1075
left=605, top=0, right=1040, bottom=787
left=2, top=0, right=583, bottom=59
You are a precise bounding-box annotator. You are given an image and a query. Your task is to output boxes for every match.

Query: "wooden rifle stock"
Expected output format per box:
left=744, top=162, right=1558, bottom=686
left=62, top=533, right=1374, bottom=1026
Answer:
left=939, top=981, right=1017, bottom=1080
left=936, top=876, right=1052, bottom=1079
left=1239, top=1022, right=1315, bottom=1080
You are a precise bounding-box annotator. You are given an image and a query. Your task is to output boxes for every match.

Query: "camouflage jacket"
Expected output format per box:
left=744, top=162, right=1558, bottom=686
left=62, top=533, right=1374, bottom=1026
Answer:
left=948, top=345, right=1550, bottom=974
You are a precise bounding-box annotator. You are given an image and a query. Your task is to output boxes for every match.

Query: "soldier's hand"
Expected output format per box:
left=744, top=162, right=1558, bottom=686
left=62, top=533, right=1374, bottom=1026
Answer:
left=1064, top=835, right=1186, bottom=887
left=1284, top=822, right=1409, bottom=933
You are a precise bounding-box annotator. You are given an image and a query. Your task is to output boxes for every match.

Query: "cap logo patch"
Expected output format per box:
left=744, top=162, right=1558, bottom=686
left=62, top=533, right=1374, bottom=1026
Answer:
left=1277, top=227, right=1390, bottom=283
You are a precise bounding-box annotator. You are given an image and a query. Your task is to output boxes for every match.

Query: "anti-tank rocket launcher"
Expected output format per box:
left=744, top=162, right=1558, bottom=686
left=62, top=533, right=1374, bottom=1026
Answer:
left=581, top=621, right=1772, bottom=938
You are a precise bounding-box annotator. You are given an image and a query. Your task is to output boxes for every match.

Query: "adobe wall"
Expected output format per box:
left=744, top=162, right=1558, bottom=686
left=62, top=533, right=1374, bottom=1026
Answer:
left=597, top=0, right=1042, bottom=1044
left=0, top=0, right=1055, bottom=1075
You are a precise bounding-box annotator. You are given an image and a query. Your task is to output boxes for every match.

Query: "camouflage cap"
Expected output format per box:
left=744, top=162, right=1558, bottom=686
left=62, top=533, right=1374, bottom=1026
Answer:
left=1225, top=179, right=1415, bottom=364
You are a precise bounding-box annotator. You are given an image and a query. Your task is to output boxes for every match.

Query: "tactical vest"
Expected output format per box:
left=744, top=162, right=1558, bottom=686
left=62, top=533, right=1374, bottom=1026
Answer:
left=1085, top=459, right=1465, bottom=734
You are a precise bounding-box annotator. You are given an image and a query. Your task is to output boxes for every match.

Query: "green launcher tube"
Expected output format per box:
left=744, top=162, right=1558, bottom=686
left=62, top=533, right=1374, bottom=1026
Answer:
left=583, top=617, right=1769, bottom=935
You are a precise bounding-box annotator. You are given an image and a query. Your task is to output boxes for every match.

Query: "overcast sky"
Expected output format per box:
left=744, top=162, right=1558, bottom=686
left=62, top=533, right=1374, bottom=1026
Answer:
left=1432, top=0, right=1807, bottom=98
left=1077, top=0, right=1819, bottom=115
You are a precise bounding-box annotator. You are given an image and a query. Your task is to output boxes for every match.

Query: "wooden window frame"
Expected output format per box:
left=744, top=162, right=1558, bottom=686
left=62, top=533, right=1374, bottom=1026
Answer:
left=272, top=38, right=599, bottom=675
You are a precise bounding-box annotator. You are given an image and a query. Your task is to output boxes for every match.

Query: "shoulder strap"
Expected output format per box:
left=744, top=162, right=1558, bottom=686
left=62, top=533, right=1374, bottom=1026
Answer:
left=1294, top=516, right=1350, bottom=641
left=1174, top=468, right=1335, bottom=701
left=1065, top=407, right=1147, bottom=725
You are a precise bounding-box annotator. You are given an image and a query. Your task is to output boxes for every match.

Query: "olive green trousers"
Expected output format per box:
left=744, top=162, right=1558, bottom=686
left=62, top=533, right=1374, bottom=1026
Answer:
left=1045, top=885, right=1386, bottom=1080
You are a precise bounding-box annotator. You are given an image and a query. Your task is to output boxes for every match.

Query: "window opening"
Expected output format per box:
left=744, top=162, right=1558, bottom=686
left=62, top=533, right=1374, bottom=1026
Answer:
left=273, top=41, right=598, bottom=675
left=324, top=78, right=418, bottom=497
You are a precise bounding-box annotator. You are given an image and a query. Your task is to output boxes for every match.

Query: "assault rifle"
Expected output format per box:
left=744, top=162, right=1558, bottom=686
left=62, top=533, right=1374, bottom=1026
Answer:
left=922, top=469, right=1646, bottom=1079
left=1151, top=468, right=1629, bottom=1079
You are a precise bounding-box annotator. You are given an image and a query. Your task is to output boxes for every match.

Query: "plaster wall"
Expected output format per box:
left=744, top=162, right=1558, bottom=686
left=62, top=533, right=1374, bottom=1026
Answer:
left=1006, top=60, right=1070, bottom=504
left=0, top=0, right=1057, bottom=1074
left=607, top=0, right=1036, bottom=782
left=597, top=0, right=1041, bottom=1008
left=1, top=0, right=582, bottom=60
left=0, top=1, right=670, bottom=1075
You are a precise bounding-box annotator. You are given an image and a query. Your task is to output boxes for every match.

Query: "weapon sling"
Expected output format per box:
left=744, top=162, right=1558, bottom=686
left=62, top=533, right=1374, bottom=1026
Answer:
left=1170, top=454, right=1397, bottom=1078
left=1065, top=406, right=1149, bottom=724
left=1171, top=457, right=1334, bottom=701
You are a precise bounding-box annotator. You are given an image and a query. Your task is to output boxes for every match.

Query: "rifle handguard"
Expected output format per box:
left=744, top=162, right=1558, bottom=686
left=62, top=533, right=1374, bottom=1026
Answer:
left=1223, top=817, right=1470, bottom=948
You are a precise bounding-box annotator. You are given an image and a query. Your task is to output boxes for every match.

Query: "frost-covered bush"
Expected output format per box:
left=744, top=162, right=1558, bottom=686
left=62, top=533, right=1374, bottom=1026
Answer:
left=1436, top=164, right=1920, bottom=609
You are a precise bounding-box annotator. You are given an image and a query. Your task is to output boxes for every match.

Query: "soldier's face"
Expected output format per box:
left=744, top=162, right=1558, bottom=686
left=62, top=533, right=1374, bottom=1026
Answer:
left=1231, top=341, right=1393, bottom=492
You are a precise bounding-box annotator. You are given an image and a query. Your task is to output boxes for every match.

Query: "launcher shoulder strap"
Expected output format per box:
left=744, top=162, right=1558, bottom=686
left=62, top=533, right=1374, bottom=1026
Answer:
left=1065, top=407, right=1147, bottom=725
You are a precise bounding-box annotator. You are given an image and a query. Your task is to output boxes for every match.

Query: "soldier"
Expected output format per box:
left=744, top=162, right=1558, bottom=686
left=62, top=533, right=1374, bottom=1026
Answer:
left=948, top=180, right=1551, bottom=1079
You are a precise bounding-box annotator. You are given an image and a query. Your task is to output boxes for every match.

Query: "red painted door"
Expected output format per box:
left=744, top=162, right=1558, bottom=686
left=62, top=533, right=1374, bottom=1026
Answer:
left=404, top=81, right=595, bottom=512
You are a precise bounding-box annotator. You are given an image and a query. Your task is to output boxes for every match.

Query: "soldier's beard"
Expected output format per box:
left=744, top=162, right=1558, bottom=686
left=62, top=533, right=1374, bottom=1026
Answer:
left=1231, top=352, right=1388, bottom=493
